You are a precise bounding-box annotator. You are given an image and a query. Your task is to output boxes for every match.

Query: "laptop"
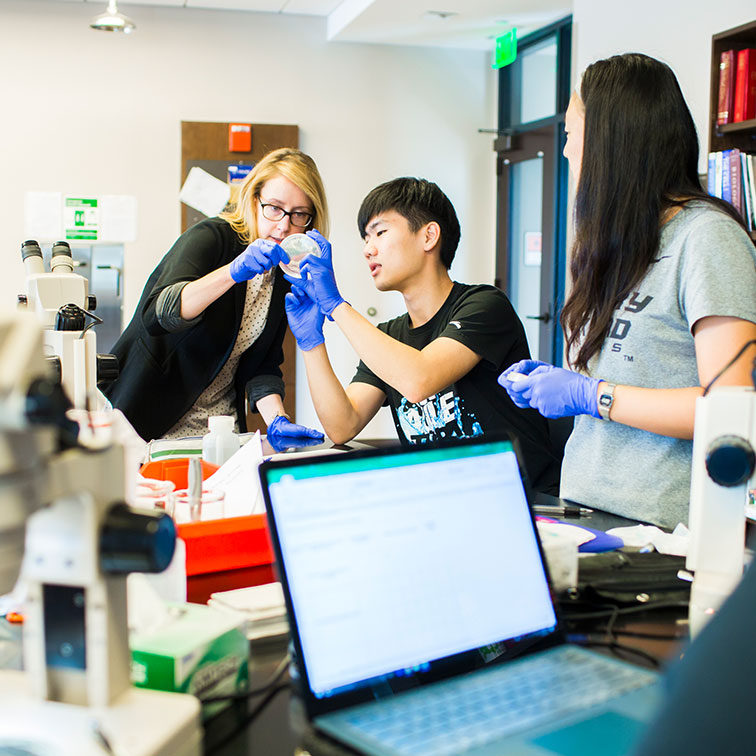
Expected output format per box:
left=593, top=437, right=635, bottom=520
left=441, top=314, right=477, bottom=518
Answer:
left=259, top=436, right=662, bottom=756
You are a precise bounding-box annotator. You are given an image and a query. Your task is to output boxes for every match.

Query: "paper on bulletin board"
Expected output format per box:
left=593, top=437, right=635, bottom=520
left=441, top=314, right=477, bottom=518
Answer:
left=24, top=192, right=137, bottom=243
left=24, top=191, right=63, bottom=241
left=100, top=195, right=138, bottom=242
left=179, top=166, right=231, bottom=218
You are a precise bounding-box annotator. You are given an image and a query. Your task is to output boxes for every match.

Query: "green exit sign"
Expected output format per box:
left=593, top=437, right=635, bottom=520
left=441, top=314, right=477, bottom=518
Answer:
left=492, top=29, right=517, bottom=69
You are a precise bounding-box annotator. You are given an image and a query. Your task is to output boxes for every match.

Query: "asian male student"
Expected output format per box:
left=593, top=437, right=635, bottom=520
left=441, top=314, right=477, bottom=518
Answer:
left=284, top=176, right=561, bottom=494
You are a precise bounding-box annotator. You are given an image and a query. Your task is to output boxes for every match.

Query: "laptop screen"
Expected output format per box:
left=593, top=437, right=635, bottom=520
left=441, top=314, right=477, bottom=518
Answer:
left=261, top=438, right=558, bottom=711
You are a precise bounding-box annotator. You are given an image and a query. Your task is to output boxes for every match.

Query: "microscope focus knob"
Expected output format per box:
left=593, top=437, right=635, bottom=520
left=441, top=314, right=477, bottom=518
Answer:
left=88, top=294, right=97, bottom=311
left=96, top=353, right=119, bottom=385
left=705, top=435, right=756, bottom=487
left=25, top=376, right=71, bottom=425
left=55, top=303, right=86, bottom=331
left=100, top=504, right=177, bottom=574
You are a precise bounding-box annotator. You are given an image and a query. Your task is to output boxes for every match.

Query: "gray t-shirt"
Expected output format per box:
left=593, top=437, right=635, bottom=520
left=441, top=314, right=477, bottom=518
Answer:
left=561, top=203, right=756, bottom=529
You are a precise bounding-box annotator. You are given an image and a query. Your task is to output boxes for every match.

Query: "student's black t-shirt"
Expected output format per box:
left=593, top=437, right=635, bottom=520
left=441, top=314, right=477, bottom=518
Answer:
left=351, top=282, right=561, bottom=493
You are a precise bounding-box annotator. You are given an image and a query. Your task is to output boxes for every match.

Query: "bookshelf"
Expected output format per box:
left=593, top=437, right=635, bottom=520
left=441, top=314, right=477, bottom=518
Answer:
left=709, top=19, right=756, bottom=152
left=709, top=20, right=756, bottom=240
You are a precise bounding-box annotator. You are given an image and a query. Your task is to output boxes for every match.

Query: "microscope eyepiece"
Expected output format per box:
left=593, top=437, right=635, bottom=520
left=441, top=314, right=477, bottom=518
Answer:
left=21, top=239, right=45, bottom=276
left=51, top=241, right=74, bottom=274
left=21, top=239, right=43, bottom=261
left=51, top=240, right=72, bottom=257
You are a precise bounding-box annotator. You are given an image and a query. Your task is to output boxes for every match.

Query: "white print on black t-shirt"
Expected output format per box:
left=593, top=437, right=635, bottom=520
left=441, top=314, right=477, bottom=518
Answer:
left=609, top=291, right=654, bottom=357
left=397, top=390, right=484, bottom=444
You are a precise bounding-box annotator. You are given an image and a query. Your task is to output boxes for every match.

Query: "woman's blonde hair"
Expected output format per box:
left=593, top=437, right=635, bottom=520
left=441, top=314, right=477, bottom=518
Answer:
left=220, top=148, right=329, bottom=243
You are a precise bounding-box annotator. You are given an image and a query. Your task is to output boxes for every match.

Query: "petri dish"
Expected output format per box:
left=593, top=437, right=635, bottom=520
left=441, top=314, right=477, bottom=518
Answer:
left=279, top=233, right=321, bottom=278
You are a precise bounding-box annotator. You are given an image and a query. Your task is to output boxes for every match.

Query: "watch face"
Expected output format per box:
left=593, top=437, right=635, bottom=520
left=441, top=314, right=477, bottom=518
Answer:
left=597, top=384, right=615, bottom=419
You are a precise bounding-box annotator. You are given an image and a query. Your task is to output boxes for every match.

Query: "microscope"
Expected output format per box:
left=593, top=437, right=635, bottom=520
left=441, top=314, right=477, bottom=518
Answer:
left=17, top=239, right=118, bottom=410
left=686, top=350, right=756, bottom=637
left=0, top=312, right=201, bottom=754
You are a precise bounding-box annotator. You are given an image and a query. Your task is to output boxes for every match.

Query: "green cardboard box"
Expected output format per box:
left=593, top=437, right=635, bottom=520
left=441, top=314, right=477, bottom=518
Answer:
left=131, top=602, right=249, bottom=717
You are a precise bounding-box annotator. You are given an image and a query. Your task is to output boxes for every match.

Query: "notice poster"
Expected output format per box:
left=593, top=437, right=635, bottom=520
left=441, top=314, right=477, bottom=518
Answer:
left=64, top=197, right=99, bottom=241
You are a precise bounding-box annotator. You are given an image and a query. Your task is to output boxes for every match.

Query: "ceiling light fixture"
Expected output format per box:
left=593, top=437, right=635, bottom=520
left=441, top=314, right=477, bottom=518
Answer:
left=424, top=11, right=458, bottom=20
left=90, top=0, right=136, bottom=33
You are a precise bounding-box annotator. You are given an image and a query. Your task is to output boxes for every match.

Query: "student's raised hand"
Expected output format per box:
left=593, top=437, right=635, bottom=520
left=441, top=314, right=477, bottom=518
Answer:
left=284, top=287, right=325, bottom=352
left=229, top=239, right=289, bottom=282
left=291, top=230, right=346, bottom=318
left=498, top=362, right=602, bottom=419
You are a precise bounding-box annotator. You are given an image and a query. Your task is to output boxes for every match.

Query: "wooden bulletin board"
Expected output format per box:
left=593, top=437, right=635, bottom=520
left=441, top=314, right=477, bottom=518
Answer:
left=181, top=121, right=299, bottom=431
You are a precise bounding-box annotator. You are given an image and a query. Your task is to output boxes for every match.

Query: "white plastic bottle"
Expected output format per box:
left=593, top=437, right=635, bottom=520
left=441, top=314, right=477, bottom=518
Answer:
left=202, top=415, right=240, bottom=466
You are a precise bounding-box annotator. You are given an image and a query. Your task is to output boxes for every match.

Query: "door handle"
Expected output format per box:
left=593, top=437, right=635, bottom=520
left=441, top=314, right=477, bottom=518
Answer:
left=97, top=265, right=122, bottom=298
left=526, top=312, right=551, bottom=323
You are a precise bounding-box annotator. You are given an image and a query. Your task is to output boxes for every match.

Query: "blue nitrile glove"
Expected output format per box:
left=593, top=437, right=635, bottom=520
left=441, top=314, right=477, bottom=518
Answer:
left=266, top=434, right=323, bottom=454
left=229, top=238, right=289, bottom=283
left=290, top=230, right=346, bottom=319
left=285, top=287, right=325, bottom=352
left=266, top=415, right=325, bottom=444
left=498, top=359, right=551, bottom=383
left=497, top=362, right=602, bottom=419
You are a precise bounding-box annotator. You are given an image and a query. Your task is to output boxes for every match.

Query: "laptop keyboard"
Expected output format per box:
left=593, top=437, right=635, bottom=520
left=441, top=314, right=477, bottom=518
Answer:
left=337, top=647, right=654, bottom=755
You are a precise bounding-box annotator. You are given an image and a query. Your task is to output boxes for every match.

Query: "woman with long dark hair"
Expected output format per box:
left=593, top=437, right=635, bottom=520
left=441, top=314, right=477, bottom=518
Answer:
left=499, top=53, right=756, bottom=529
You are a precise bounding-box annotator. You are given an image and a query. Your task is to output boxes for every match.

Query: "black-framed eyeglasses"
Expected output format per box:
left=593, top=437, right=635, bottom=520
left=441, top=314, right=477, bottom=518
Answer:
left=259, top=200, right=314, bottom=228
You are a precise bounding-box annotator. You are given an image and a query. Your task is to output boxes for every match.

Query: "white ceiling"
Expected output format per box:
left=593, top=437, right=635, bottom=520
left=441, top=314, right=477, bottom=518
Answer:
left=58, top=0, right=571, bottom=50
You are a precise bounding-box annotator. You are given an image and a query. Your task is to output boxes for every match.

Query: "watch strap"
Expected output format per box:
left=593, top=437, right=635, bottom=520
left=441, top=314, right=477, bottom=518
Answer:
left=597, top=382, right=616, bottom=420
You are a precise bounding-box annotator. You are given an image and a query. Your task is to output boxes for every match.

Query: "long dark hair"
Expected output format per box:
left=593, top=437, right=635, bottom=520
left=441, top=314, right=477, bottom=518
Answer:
left=560, top=53, right=745, bottom=372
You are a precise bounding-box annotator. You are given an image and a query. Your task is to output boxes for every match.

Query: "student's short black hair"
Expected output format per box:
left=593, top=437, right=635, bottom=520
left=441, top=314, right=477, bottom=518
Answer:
left=357, top=177, right=461, bottom=269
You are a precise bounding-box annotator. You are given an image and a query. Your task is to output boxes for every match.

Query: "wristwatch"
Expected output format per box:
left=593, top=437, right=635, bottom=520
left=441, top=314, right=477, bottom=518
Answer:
left=597, top=382, right=616, bottom=420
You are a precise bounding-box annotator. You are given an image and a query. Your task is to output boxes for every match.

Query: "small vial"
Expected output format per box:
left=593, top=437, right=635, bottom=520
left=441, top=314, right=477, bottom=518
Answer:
left=202, top=415, right=240, bottom=466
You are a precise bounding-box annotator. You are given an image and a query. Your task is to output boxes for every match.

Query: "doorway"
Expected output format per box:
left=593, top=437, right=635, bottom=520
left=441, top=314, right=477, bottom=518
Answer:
left=494, top=18, right=571, bottom=364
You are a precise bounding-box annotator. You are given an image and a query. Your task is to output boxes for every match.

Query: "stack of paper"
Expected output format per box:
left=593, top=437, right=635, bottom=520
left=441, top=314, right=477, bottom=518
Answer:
left=204, top=432, right=266, bottom=517
left=208, top=582, right=288, bottom=641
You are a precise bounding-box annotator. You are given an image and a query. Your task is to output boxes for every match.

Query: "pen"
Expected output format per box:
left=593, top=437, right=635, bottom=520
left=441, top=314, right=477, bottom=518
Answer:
left=532, top=504, right=593, bottom=518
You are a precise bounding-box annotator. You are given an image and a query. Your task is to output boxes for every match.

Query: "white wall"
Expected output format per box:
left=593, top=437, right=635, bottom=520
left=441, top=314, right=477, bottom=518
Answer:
left=572, top=0, right=756, bottom=174
left=0, top=0, right=497, bottom=438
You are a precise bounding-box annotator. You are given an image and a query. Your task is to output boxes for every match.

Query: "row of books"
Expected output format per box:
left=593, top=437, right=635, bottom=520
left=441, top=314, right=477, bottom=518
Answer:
left=708, top=149, right=756, bottom=231
left=717, top=48, right=756, bottom=124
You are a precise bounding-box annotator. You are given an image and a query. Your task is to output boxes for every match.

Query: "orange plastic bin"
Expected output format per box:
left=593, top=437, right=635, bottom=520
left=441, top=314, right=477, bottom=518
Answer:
left=141, top=458, right=276, bottom=603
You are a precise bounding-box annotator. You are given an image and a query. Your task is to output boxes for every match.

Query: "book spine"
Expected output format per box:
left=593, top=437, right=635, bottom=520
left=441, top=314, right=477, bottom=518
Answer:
left=722, top=150, right=732, bottom=202
left=717, top=50, right=735, bottom=125
left=730, top=148, right=741, bottom=214
left=734, top=50, right=747, bottom=122
left=715, top=151, right=723, bottom=198
left=742, top=153, right=754, bottom=230
left=707, top=152, right=716, bottom=195
left=745, top=50, right=756, bottom=121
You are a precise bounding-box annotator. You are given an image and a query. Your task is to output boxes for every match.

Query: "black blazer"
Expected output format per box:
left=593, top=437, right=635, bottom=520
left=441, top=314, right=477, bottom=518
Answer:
left=104, top=218, right=288, bottom=441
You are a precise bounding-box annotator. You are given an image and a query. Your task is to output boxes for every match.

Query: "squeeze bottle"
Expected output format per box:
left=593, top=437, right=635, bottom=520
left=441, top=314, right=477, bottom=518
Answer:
left=202, top=415, right=240, bottom=466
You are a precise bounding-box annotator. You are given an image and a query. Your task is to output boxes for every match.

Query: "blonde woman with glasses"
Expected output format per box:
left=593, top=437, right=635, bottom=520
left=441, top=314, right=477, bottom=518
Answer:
left=105, top=148, right=328, bottom=444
